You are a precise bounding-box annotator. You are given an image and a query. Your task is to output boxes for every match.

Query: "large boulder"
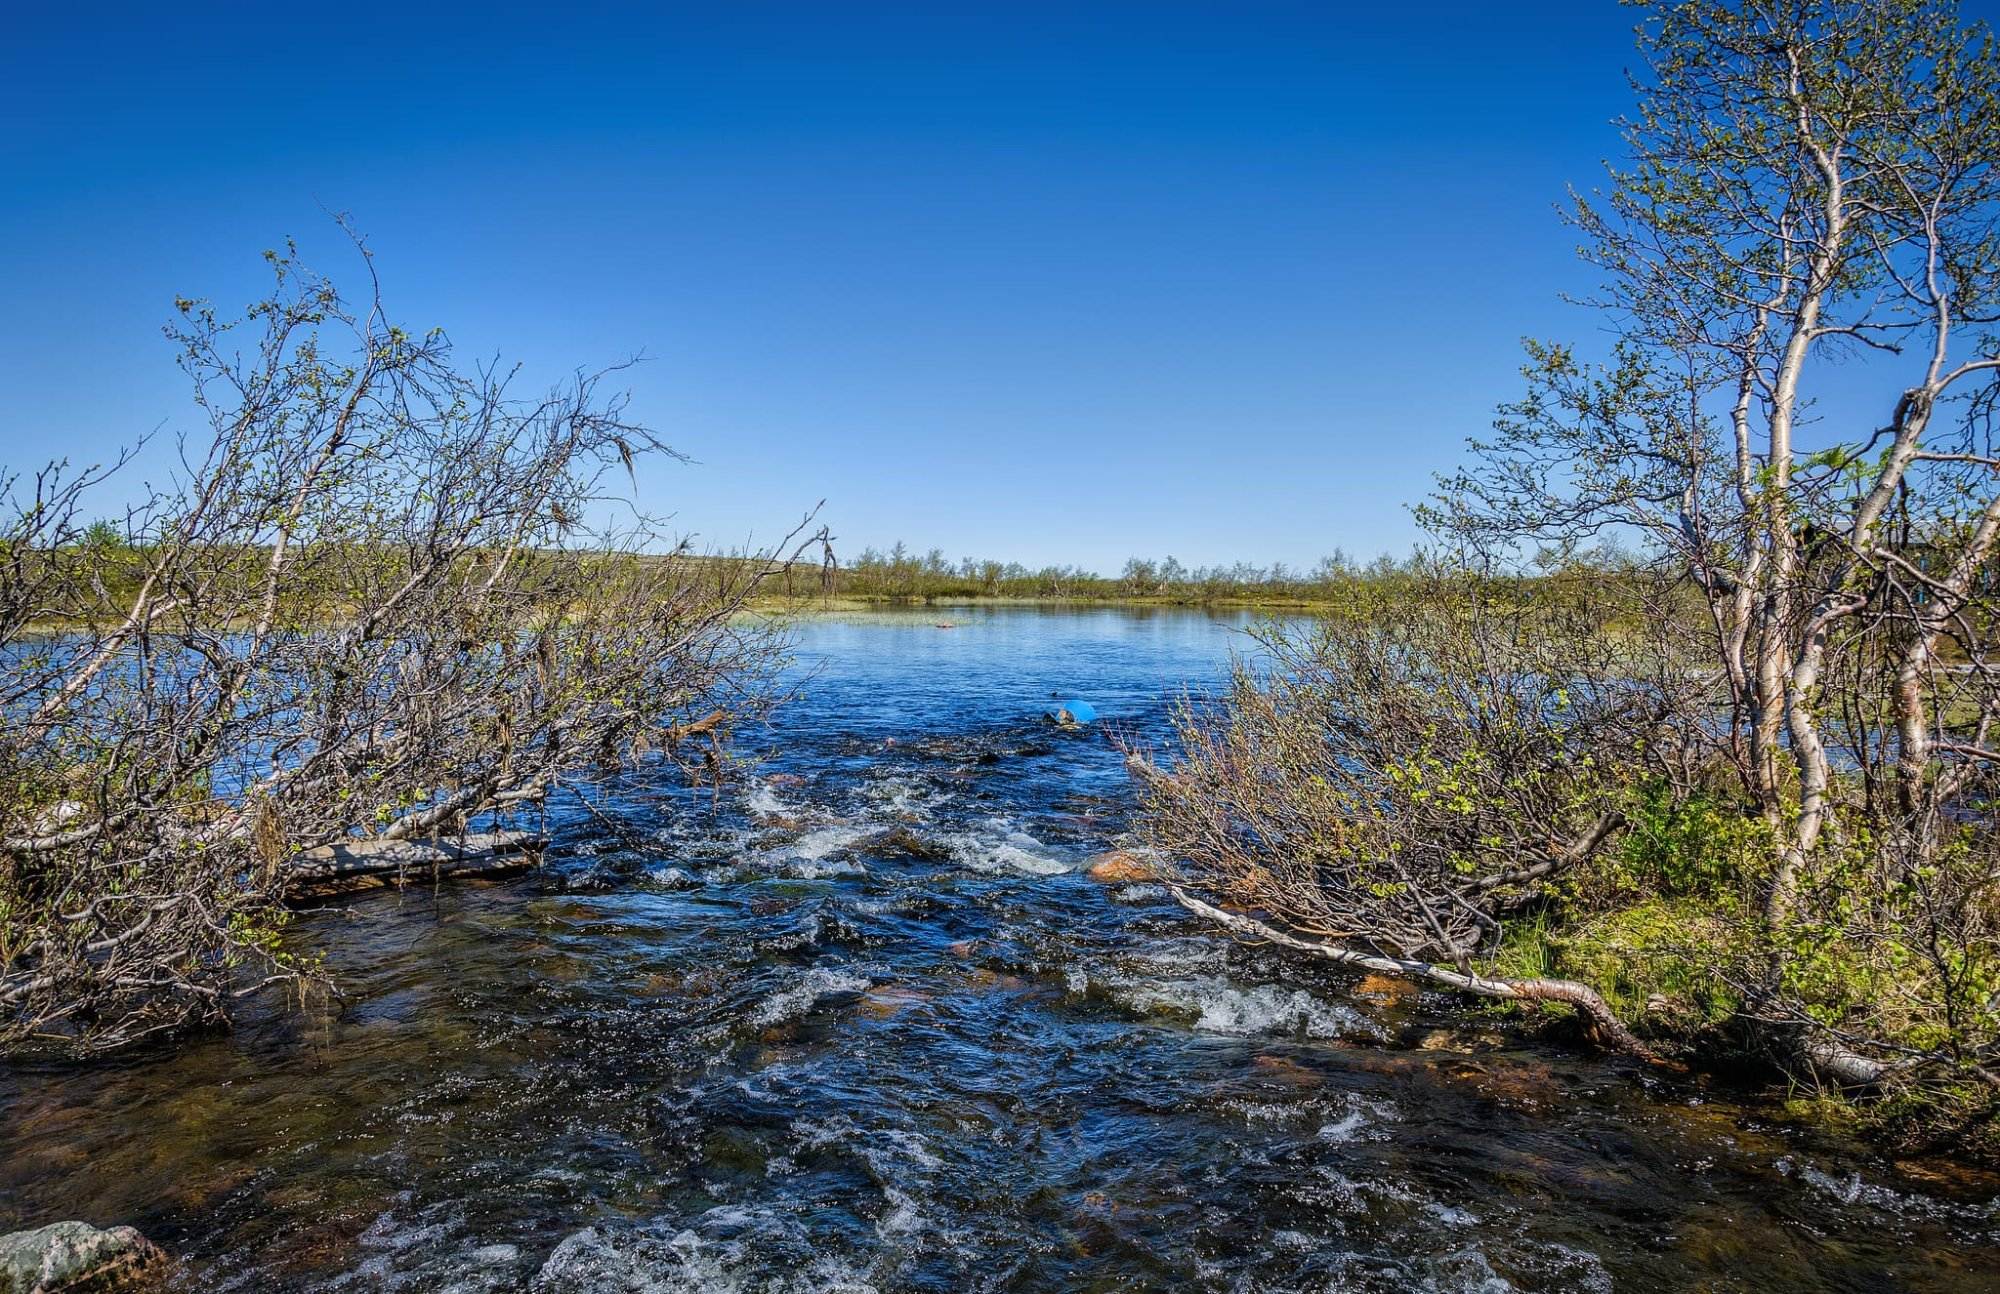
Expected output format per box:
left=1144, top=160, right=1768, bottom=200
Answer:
left=0, top=1221, right=164, bottom=1293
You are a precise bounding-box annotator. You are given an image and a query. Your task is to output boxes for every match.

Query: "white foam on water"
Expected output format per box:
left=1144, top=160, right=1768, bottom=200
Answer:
left=745, top=782, right=795, bottom=819
left=1115, top=977, right=1381, bottom=1040
left=1292, top=1165, right=1422, bottom=1214
left=1776, top=1156, right=2000, bottom=1225
left=784, top=1116, right=968, bottom=1254
left=1221, top=1100, right=1304, bottom=1129
left=747, top=967, right=871, bottom=1027
left=863, top=775, right=942, bottom=820
left=306, top=1195, right=520, bottom=1294
left=791, top=1113, right=945, bottom=1176
left=1534, top=1244, right=1614, bottom=1294
left=871, top=1127, right=944, bottom=1174
left=730, top=822, right=873, bottom=879
left=874, top=1185, right=956, bottom=1243
left=1128, top=942, right=1227, bottom=976
left=1317, top=1110, right=1369, bottom=1143
left=650, top=824, right=758, bottom=875
left=785, top=824, right=870, bottom=862
left=1798, top=1163, right=1899, bottom=1207
left=941, top=830, right=1069, bottom=875
left=1424, top=1247, right=1517, bottom=1293
left=780, top=857, right=868, bottom=880
left=530, top=1224, right=880, bottom=1294
left=1213, top=1089, right=1392, bottom=1150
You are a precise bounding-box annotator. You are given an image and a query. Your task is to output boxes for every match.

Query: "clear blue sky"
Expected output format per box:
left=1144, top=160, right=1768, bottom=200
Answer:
left=4, top=3, right=1698, bottom=570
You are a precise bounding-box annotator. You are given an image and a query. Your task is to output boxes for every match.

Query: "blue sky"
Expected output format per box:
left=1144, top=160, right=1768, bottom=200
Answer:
left=5, top=3, right=1712, bottom=569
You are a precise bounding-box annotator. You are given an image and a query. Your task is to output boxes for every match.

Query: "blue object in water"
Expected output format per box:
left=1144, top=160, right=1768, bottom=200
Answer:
left=1050, top=699, right=1097, bottom=725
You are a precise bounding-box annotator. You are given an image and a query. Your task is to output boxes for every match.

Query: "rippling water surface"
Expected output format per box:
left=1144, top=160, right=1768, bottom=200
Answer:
left=3, top=607, right=1998, bottom=1292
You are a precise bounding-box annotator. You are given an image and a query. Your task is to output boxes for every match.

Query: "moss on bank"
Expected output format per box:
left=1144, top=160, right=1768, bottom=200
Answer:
left=1473, top=781, right=2000, bottom=1160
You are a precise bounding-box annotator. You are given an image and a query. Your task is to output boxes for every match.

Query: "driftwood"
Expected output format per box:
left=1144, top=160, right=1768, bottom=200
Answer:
left=287, top=830, right=545, bottom=897
left=1168, top=885, right=1661, bottom=1062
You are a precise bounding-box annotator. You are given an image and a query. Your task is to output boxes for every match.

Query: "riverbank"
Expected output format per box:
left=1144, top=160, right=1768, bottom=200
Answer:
left=3, top=607, right=1993, bottom=1291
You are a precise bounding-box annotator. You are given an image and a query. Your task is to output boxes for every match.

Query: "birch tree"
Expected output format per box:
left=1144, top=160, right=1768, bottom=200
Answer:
left=1430, top=0, right=2000, bottom=1085
left=0, top=233, right=826, bottom=1055
left=1144, top=0, right=2000, bottom=1103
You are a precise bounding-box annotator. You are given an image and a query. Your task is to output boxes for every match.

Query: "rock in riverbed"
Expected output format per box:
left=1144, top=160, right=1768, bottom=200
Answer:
left=855, top=826, right=954, bottom=861
left=1085, top=850, right=1155, bottom=884
left=0, top=1221, right=164, bottom=1293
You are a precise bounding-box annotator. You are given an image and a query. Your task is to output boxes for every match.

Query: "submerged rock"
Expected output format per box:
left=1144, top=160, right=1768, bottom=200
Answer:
left=855, top=826, right=954, bottom=862
left=858, top=984, right=932, bottom=1018
left=1408, top=1027, right=1505, bottom=1053
left=0, top=1221, right=164, bottom=1293
left=1250, top=1053, right=1324, bottom=1086
left=1353, top=973, right=1417, bottom=1003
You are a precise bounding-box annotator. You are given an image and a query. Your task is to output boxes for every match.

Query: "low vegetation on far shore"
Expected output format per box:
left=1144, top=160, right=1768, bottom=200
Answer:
left=801, top=545, right=1417, bottom=609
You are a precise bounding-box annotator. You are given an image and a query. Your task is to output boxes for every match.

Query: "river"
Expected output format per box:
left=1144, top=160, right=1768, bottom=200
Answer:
left=1, top=607, right=1996, bottom=1292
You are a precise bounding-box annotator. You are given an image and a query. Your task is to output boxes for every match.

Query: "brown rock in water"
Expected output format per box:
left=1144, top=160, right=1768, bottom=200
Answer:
left=963, top=968, right=1027, bottom=991
left=859, top=827, right=953, bottom=861
left=1411, top=1028, right=1503, bottom=1053
left=1353, top=974, right=1415, bottom=1002
left=1250, top=1054, right=1322, bottom=1086
left=0, top=1221, right=165, bottom=1293
left=1084, top=851, right=1154, bottom=884
left=858, top=985, right=932, bottom=1019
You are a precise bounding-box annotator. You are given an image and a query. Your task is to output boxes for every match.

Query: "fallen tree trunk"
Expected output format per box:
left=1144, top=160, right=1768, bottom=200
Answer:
left=1798, top=1036, right=1892, bottom=1089
left=1167, top=885, right=1661, bottom=1062
left=287, top=830, right=545, bottom=898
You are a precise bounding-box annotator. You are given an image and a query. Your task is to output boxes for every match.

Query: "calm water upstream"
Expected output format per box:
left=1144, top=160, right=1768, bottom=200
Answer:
left=2, top=607, right=1997, bottom=1292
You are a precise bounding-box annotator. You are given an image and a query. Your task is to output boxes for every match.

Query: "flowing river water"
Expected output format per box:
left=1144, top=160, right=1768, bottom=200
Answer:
left=2, top=607, right=1998, bottom=1292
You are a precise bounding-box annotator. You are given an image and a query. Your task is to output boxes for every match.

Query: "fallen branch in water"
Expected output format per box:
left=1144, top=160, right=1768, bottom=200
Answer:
left=1166, top=884, right=1662, bottom=1063
left=287, top=831, right=546, bottom=898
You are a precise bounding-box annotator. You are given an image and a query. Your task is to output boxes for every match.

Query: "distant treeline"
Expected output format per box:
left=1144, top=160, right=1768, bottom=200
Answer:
left=822, top=543, right=1424, bottom=604
left=36, top=530, right=1652, bottom=616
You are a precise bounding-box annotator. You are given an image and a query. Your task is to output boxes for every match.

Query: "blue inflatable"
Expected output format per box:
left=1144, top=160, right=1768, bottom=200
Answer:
left=1049, top=699, right=1097, bottom=725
